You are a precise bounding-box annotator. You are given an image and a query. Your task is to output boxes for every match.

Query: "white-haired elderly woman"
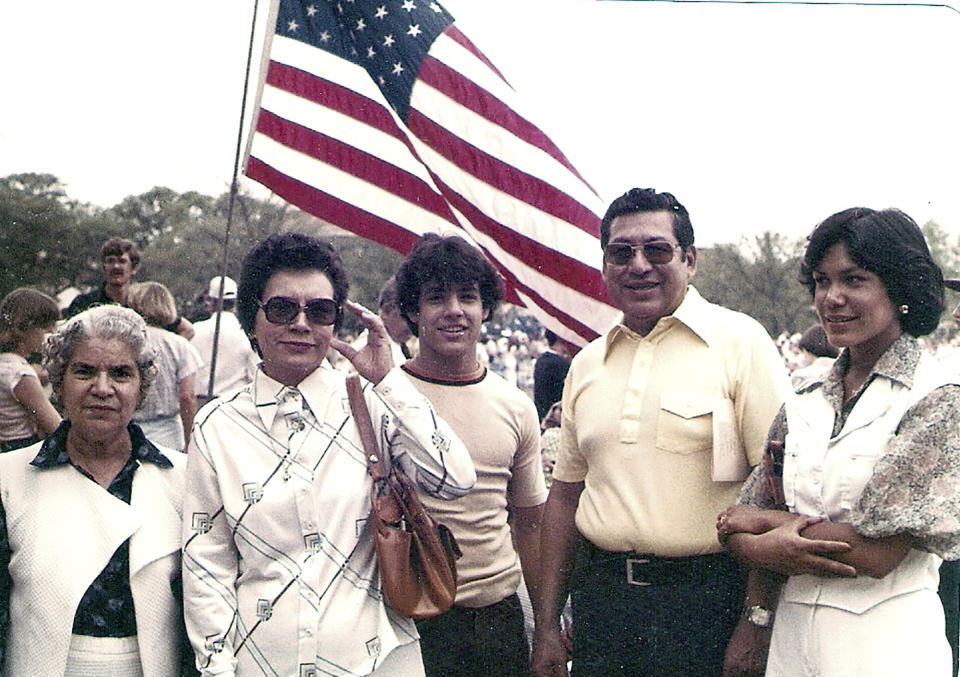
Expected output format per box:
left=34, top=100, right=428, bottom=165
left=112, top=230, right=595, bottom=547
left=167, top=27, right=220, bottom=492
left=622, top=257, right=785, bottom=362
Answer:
left=0, top=305, right=193, bottom=677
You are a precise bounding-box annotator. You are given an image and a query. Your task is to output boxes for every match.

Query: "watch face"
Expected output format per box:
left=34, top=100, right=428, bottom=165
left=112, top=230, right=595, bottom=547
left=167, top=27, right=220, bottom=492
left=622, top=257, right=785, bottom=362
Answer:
left=746, top=605, right=773, bottom=627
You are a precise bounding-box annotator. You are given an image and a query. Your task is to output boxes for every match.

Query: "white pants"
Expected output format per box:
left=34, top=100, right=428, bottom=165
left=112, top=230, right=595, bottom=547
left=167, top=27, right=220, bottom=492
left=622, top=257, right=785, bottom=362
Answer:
left=767, top=589, right=950, bottom=676
left=64, top=635, right=143, bottom=677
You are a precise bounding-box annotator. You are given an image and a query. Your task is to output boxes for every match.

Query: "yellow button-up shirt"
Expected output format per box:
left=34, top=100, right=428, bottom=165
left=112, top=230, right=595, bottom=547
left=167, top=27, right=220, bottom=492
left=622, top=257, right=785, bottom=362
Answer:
left=553, top=286, right=789, bottom=556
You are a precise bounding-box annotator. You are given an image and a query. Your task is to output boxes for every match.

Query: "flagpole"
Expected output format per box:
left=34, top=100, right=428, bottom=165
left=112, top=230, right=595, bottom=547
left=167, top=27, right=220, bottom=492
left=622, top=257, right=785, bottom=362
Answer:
left=206, top=0, right=262, bottom=400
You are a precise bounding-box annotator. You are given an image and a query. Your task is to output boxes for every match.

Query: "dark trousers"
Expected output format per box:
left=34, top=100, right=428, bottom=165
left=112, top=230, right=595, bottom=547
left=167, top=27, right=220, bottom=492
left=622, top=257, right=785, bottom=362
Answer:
left=940, top=559, right=960, bottom=677
left=570, top=540, right=746, bottom=677
left=416, top=593, right=530, bottom=677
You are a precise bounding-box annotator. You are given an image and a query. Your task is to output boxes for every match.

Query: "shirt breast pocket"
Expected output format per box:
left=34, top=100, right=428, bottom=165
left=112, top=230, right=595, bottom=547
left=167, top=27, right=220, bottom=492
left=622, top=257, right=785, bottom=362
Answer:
left=656, top=392, right=714, bottom=455
left=837, top=441, right=887, bottom=513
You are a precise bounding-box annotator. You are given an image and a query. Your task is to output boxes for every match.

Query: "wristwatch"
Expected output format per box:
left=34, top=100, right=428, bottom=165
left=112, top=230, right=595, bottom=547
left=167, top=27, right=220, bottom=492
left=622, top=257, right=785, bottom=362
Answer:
left=743, top=605, right=774, bottom=628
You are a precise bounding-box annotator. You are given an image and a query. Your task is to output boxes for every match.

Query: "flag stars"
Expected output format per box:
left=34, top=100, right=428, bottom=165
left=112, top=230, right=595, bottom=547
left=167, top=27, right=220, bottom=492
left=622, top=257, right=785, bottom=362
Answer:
left=319, top=30, right=330, bottom=42
left=287, top=19, right=299, bottom=32
left=382, top=34, right=395, bottom=47
left=378, top=75, right=386, bottom=85
left=407, top=24, right=422, bottom=38
left=429, top=2, right=442, bottom=12
left=402, top=0, right=416, bottom=11
left=374, top=5, right=388, bottom=19
left=367, top=46, right=376, bottom=58
left=306, top=5, right=317, bottom=16
left=355, top=17, right=366, bottom=30
left=392, top=62, right=405, bottom=75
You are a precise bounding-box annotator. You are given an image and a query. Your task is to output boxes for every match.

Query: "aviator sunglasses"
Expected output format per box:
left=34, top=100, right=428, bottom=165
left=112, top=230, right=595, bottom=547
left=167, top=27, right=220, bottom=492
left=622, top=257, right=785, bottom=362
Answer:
left=257, top=296, right=340, bottom=326
left=603, top=241, right=683, bottom=266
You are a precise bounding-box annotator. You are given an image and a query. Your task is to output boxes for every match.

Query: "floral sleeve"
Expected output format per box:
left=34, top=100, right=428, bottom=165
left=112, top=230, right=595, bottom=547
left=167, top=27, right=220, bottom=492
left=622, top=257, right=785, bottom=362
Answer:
left=851, top=384, right=960, bottom=559
left=736, top=406, right=788, bottom=509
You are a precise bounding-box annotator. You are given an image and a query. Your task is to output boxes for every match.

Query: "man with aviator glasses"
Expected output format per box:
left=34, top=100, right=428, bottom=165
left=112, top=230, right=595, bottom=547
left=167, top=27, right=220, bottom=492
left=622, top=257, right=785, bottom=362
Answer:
left=532, top=188, right=789, bottom=676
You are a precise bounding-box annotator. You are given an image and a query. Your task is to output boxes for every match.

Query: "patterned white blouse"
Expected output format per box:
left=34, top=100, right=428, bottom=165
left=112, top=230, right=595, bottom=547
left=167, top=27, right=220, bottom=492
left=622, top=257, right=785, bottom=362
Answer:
left=182, top=365, right=476, bottom=676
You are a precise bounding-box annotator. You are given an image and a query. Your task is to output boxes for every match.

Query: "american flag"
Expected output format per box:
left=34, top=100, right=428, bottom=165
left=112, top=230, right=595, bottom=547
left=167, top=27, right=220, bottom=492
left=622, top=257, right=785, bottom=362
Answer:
left=244, top=0, right=618, bottom=346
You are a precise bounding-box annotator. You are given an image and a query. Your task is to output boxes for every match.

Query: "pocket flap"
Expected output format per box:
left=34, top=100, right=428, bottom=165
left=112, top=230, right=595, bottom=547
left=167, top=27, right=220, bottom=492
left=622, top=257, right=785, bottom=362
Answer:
left=660, top=392, right=713, bottom=419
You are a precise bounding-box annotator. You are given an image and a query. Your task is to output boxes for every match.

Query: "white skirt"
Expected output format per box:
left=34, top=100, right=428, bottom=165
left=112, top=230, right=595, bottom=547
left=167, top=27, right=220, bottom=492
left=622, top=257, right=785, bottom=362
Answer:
left=64, top=635, right=143, bottom=677
left=766, top=588, right=950, bottom=677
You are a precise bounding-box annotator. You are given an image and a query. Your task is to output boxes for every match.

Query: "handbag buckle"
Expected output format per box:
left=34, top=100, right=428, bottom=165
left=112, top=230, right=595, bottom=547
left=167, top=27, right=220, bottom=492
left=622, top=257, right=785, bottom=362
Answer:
left=626, top=557, right=652, bottom=586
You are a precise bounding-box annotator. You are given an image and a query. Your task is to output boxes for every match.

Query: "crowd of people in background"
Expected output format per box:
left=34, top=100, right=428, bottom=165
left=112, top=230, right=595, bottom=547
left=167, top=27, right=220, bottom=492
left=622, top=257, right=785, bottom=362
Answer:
left=2, top=189, right=960, bottom=677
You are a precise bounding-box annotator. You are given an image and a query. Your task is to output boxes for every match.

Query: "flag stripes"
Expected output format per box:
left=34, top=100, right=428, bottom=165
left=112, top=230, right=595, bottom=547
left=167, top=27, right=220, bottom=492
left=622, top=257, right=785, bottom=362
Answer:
left=245, top=1, right=618, bottom=345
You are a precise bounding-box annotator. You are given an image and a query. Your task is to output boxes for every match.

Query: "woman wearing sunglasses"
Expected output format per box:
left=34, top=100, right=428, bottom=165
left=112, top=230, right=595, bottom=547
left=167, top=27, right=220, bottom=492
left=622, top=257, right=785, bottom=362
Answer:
left=181, top=233, right=476, bottom=677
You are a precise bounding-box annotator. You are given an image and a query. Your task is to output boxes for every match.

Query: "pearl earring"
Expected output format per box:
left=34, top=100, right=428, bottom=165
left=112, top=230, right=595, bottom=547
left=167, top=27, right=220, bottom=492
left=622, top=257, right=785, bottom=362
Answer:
left=899, top=304, right=909, bottom=315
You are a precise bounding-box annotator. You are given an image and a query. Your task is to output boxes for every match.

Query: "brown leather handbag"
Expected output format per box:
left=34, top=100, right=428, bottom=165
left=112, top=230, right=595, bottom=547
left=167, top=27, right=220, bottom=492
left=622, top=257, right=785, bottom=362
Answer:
left=346, top=375, right=461, bottom=619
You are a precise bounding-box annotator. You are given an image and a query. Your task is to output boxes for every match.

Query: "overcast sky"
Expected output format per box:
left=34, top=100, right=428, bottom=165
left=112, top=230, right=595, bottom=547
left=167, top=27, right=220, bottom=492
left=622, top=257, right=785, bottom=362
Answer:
left=2, top=0, right=958, bottom=246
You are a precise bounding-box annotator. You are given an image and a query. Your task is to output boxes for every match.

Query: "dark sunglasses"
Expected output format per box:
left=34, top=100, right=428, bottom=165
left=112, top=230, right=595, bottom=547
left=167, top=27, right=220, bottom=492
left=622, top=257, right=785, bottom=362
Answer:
left=257, top=296, right=339, bottom=326
left=603, top=241, right=682, bottom=266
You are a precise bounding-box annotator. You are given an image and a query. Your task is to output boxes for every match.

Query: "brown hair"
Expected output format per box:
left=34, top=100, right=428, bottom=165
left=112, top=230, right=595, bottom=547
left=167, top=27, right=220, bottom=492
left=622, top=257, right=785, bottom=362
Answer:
left=0, top=288, right=60, bottom=352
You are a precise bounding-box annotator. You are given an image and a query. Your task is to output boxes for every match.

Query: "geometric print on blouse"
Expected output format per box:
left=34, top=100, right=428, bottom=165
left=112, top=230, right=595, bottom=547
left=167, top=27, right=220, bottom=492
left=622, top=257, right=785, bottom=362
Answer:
left=184, top=379, right=406, bottom=675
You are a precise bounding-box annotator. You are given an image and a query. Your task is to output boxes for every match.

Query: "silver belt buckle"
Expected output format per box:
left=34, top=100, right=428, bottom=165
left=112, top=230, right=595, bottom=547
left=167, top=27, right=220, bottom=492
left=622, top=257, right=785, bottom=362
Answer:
left=626, top=557, right=651, bottom=586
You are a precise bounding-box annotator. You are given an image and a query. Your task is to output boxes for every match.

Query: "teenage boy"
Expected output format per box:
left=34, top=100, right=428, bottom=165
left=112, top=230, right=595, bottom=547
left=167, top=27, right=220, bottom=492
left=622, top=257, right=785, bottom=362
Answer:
left=394, top=234, right=546, bottom=676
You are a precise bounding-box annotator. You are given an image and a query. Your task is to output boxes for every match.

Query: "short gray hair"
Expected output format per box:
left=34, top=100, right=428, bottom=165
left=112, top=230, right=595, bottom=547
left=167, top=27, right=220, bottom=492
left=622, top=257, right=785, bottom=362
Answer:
left=45, top=305, right=157, bottom=406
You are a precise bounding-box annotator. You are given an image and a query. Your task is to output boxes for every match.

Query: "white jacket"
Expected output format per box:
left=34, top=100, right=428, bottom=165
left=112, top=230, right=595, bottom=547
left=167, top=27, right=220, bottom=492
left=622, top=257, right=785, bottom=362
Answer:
left=781, top=355, right=951, bottom=613
left=0, top=443, right=186, bottom=677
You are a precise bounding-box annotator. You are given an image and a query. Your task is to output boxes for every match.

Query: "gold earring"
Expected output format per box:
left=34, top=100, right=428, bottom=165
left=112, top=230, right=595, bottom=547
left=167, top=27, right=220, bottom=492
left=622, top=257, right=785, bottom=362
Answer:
left=899, top=304, right=909, bottom=315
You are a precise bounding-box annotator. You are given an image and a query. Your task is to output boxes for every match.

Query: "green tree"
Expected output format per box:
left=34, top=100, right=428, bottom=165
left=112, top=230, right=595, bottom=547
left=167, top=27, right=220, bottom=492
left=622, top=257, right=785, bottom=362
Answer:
left=125, top=187, right=403, bottom=328
left=696, top=232, right=816, bottom=338
left=922, top=219, right=960, bottom=279
left=0, top=173, right=118, bottom=298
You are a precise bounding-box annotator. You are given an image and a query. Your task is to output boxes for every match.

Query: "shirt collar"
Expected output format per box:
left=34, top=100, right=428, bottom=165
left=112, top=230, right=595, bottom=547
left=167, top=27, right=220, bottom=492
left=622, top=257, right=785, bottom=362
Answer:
left=252, top=363, right=336, bottom=430
left=802, top=333, right=919, bottom=402
left=30, top=421, right=173, bottom=469
left=604, top=285, right=711, bottom=357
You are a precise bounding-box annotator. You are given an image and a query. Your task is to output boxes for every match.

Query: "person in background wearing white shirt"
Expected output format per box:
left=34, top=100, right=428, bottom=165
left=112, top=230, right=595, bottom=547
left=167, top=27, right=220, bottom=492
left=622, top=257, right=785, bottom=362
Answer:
left=190, top=276, right=259, bottom=406
left=127, top=281, right=202, bottom=451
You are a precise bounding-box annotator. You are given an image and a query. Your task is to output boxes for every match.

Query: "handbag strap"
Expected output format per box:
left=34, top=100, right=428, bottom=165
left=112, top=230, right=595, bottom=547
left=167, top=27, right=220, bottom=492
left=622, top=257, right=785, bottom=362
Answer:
left=345, top=374, right=387, bottom=483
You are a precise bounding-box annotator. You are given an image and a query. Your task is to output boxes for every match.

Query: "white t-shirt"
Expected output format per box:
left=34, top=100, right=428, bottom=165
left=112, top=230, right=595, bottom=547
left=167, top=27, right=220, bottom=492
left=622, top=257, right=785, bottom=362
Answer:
left=133, top=327, right=202, bottom=421
left=190, top=312, right=258, bottom=397
left=0, top=353, right=41, bottom=441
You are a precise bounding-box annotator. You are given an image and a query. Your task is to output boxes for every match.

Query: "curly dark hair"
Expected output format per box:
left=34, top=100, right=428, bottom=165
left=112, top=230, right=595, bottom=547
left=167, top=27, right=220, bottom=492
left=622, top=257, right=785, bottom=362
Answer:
left=236, top=232, right=350, bottom=336
left=599, top=187, right=694, bottom=252
left=394, top=234, right=504, bottom=337
left=799, top=207, right=943, bottom=337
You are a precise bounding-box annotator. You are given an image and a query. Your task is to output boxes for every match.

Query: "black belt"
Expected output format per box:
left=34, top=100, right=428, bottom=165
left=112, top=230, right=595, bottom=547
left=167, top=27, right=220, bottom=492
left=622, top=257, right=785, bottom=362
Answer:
left=578, top=538, right=739, bottom=587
